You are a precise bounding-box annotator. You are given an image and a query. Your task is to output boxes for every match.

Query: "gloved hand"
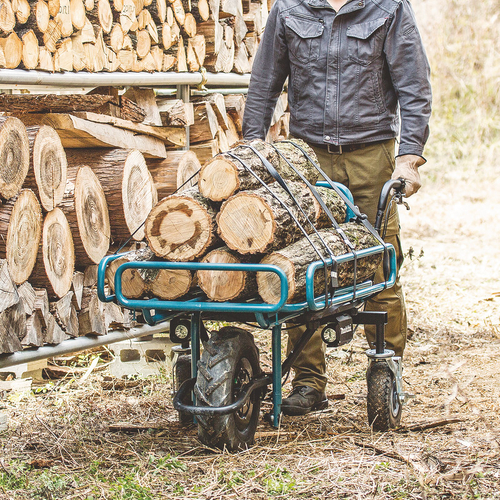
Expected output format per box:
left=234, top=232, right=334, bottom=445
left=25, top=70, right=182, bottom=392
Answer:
left=391, top=155, right=426, bottom=198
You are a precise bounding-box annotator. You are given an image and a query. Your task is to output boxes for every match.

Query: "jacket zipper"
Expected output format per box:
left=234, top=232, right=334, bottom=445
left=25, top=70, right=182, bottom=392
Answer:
left=336, top=16, right=342, bottom=144
left=289, top=12, right=324, bottom=23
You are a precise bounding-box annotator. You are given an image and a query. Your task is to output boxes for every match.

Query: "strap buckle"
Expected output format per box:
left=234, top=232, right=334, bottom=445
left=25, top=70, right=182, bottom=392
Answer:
left=327, top=144, right=343, bottom=155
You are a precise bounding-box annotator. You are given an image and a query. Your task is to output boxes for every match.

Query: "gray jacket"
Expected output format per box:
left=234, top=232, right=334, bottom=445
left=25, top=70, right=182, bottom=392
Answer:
left=242, top=0, right=432, bottom=157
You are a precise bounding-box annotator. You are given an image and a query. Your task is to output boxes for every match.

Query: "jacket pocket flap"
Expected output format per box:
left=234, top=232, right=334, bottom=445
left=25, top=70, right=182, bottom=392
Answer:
left=284, top=15, right=324, bottom=38
left=347, top=18, right=386, bottom=40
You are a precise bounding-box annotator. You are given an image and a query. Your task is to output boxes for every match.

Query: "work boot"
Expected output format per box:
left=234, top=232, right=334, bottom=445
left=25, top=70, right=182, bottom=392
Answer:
left=281, top=386, right=328, bottom=416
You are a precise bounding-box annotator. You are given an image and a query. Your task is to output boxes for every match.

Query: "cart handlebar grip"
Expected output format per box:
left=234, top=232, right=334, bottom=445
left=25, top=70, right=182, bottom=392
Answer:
left=375, top=178, right=405, bottom=233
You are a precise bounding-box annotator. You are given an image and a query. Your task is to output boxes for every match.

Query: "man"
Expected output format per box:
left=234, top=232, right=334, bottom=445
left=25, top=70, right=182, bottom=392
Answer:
left=242, top=0, right=431, bottom=415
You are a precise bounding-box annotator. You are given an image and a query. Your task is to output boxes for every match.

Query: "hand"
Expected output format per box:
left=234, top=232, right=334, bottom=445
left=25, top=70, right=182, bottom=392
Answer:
left=392, top=155, right=426, bottom=198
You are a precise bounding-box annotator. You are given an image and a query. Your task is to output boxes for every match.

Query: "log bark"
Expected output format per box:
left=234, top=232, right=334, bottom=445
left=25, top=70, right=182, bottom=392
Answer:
left=146, top=150, right=200, bottom=200
left=59, top=165, right=111, bottom=267
left=30, top=207, right=75, bottom=298
left=145, top=186, right=221, bottom=261
left=23, top=124, right=67, bottom=211
left=197, top=246, right=258, bottom=301
left=0, top=189, right=42, bottom=285
left=257, top=224, right=383, bottom=304
left=0, top=117, right=30, bottom=200
left=65, top=148, right=156, bottom=243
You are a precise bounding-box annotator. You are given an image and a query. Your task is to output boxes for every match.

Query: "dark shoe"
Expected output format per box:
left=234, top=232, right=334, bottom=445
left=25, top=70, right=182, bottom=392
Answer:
left=281, top=386, right=328, bottom=416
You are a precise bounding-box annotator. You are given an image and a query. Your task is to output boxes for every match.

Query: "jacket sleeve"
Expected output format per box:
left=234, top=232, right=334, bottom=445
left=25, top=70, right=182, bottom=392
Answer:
left=242, top=1, right=290, bottom=140
left=384, top=0, right=432, bottom=158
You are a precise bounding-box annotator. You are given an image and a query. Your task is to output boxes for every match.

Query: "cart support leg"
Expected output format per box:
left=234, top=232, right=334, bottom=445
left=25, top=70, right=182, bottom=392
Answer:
left=271, top=324, right=282, bottom=428
left=190, top=312, right=201, bottom=417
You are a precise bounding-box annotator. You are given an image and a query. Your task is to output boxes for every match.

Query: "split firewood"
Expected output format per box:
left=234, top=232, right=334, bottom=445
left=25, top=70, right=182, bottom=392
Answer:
left=0, top=189, right=42, bottom=285
left=0, top=302, right=25, bottom=353
left=78, top=288, right=106, bottom=335
left=71, top=271, right=84, bottom=310
left=189, top=102, right=219, bottom=144
left=51, top=291, right=79, bottom=336
left=0, top=259, right=19, bottom=314
left=257, top=223, right=383, bottom=304
left=17, top=281, right=36, bottom=315
left=145, top=186, right=221, bottom=261
left=157, top=98, right=194, bottom=127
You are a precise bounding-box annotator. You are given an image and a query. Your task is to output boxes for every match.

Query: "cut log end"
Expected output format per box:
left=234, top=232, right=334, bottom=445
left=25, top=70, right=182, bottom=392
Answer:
left=147, top=268, right=192, bottom=300
left=6, top=189, right=43, bottom=285
left=198, top=247, right=246, bottom=301
left=217, top=192, right=275, bottom=254
left=0, top=117, right=30, bottom=200
left=145, top=190, right=217, bottom=261
left=257, top=253, right=295, bottom=304
left=199, top=156, right=239, bottom=201
left=75, top=165, right=110, bottom=264
left=29, top=125, right=68, bottom=211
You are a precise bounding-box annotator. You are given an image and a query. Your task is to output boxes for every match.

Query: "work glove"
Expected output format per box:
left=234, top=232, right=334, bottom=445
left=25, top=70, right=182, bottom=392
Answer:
left=391, top=155, right=426, bottom=198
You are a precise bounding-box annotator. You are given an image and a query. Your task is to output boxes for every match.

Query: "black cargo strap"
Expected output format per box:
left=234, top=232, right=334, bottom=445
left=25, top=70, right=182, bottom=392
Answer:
left=281, top=140, right=391, bottom=287
left=226, top=149, right=334, bottom=305
left=237, top=144, right=343, bottom=302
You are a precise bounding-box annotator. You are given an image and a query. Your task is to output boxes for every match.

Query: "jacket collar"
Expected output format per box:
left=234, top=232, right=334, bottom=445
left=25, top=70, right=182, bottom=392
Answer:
left=307, top=0, right=366, bottom=13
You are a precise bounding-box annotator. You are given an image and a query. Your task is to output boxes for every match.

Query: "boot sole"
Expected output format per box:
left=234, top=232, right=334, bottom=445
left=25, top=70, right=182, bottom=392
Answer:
left=281, top=399, right=329, bottom=416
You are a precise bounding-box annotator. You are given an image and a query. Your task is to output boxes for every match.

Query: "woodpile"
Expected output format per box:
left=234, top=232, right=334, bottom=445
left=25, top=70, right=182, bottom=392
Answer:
left=0, top=0, right=270, bottom=73
left=0, top=86, right=293, bottom=355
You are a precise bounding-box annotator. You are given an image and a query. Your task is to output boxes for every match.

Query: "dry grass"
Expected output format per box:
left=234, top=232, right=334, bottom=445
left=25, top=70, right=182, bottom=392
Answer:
left=1, top=0, right=500, bottom=498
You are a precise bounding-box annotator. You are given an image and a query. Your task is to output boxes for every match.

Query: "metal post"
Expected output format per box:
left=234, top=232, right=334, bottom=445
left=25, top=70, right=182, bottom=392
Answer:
left=271, top=324, right=282, bottom=428
left=190, top=312, right=201, bottom=380
left=177, top=84, right=190, bottom=151
left=375, top=323, right=385, bottom=355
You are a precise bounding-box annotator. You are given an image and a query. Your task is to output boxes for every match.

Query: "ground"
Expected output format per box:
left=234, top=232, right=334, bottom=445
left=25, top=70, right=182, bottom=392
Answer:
left=1, top=0, right=499, bottom=498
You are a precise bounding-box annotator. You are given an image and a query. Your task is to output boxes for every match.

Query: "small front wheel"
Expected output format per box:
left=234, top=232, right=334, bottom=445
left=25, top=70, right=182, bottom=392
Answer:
left=194, top=327, right=261, bottom=451
left=366, top=361, right=402, bottom=431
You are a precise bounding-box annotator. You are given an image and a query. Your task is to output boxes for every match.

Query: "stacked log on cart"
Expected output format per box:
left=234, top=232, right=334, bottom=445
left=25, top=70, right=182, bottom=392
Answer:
left=0, top=0, right=269, bottom=73
left=113, top=138, right=383, bottom=308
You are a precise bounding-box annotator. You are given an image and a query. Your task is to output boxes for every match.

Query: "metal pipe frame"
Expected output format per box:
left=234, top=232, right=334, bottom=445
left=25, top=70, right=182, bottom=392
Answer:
left=0, top=321, right=170, bottom=369
left=0, top=70, right=251, bottom=89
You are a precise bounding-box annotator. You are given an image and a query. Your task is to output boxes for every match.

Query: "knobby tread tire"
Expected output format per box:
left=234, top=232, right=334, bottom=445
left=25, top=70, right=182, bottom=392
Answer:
left=366, top=361, right=402, bottom=431
left=195, top=326, right=261, bottom=451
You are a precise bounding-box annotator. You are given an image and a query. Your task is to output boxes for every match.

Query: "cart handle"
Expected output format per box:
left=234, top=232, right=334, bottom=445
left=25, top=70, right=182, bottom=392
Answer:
left=375, top=178, right=405, bottom=233
left=112, top=261, right=290, bottom=314
left=305, top=244, right=397, bottom=310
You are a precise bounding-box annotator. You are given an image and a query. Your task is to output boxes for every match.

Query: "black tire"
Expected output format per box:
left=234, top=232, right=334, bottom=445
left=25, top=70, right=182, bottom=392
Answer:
left=366, top=361, right=402, bottom=431
left=194, top=326, right=261, bottom=451
left=175, top=354, right=193, bottom=426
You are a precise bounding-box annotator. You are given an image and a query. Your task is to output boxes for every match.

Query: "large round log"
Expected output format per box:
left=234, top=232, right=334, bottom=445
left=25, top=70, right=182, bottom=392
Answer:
left=257, top=224, right=382, bottom=304
left=217, top=181, right=346, bottom=255
left=65, top=148, right=157, bottom=243
left=197, top=246, right=258, bottom=302
left=145, top=187, right=220, bottom=261
left=0, top=117, right=30, bottom=200
left=60, top=165, right=111, bottom=267
left=198, top=138, right=319, bottom=202
left=23, top=125, right=68, bottom=211
left=0, top=189, right=43, bottom=284
left=30, top=207, right=75, bottom=298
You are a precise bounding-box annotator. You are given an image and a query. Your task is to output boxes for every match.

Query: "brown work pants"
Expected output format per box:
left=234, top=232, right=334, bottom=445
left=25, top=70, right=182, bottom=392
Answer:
left=287, top=139, right=407, bottom=393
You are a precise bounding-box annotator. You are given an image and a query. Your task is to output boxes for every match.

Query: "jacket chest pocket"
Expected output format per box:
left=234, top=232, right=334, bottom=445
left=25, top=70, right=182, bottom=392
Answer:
left=347, top=18, right=386, bottom=66
left=284, top=14, right=324, bottom=64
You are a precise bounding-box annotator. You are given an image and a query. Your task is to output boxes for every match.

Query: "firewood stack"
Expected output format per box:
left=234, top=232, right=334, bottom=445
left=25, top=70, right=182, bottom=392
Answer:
left=0, top=0, right=269, bottom=73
